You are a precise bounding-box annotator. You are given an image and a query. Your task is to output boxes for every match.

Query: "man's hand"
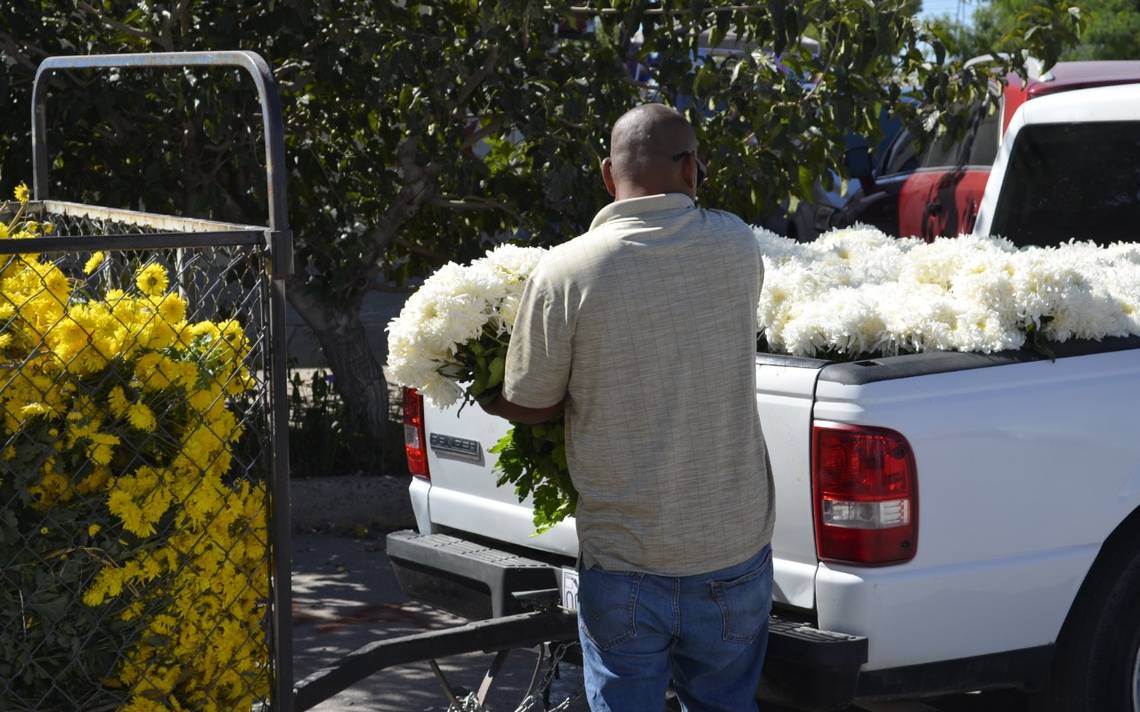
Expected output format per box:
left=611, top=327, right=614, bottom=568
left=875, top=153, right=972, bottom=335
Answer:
left=479, top=394, right=564, bottom=424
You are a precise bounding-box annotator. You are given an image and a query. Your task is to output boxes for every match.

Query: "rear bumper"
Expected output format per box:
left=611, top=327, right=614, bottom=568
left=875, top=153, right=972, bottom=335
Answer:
left=387, top=530, right=867, bottom=711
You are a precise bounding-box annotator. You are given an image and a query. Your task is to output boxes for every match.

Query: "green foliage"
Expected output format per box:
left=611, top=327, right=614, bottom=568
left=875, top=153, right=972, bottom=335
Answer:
left=0, top=456, right=138, bottom=711
left=1067, top=0, right=1140, bottom=59
left=455, top=324, right=575, bottom=532
left=0, top=0, right=1081, bottom=468
left=933, top=0, right=1137, bottom=62
left=0, top=1, right=1082, bottom=289
left=490, top=419, right=575, bottom=534
left=288, top=369, right=404, bottom=476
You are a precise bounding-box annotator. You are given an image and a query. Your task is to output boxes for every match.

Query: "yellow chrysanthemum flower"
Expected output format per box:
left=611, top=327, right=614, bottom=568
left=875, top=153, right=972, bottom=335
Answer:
left=83, top=251, right=106, bottom=275
left=0, top=211, right=269, bottom=704
left=156, top=293, right=187, bottom=324
left=13, top=182, right=29, bottom=203
left=108, top=386, right=129, bottom=418
left=126, top=402, right=156, bottom=433
left=136, top=263, right=169, bottom=298
left=87, top=432, right=120, bottom=466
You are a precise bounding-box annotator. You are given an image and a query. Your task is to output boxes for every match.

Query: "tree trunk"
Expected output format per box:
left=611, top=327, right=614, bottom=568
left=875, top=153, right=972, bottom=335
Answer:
left=287, top=284, right=391, bottom=474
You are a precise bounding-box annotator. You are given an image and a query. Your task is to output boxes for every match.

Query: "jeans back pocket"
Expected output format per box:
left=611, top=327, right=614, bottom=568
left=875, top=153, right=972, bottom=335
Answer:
left=708, top=550, right=773, bottom=644
left=577, top=567, right=643, bottom=651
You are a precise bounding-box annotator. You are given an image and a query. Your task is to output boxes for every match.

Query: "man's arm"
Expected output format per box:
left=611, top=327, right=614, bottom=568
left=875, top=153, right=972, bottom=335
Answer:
left=480, top=394, right=563, bottom=425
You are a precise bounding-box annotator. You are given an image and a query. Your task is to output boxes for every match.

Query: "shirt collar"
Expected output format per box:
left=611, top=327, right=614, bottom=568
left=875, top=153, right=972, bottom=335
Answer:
left=589, top=193, right=696, bottom=231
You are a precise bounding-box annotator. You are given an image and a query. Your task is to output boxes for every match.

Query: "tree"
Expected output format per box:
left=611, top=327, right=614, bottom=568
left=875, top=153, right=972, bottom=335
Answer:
left=0, top=1, right=1079, bottom=469
left=934, top=0, right=1131, bottom=61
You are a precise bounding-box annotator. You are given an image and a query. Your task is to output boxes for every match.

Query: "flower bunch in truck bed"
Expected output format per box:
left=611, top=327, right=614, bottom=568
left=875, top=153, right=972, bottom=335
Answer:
left=386, top=244, right=575, bottom=531
left=757, top=227, right=1140, bottom=358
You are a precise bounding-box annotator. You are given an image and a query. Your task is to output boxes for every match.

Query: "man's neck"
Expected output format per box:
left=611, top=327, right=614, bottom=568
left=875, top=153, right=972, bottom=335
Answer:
left=614, top=186, right=694, bottom=202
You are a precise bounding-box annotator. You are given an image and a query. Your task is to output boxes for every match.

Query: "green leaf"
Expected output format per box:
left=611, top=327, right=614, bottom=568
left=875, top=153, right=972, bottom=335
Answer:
left=487, top=355, right=505, bottom=388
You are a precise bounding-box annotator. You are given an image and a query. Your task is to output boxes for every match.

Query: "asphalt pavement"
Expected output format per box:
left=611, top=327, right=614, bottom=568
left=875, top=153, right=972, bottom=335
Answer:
left=290, top=531, right=1033, bottom=712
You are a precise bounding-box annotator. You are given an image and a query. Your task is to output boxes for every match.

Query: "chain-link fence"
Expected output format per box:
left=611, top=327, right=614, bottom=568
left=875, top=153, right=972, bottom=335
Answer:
left=0, top=198, right=290, bottom=711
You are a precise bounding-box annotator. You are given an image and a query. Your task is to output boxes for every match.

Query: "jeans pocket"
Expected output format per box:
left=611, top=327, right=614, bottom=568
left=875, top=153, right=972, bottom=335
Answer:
left=577, top=567, right=643, bottom=651
left=709, top=549, right=773, bottom=644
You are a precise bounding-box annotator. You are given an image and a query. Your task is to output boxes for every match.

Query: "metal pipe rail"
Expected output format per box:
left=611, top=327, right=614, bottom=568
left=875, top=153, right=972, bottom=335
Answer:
left=30, top=50, right=293, bottom=278
left=293, top=608, right=579, bottom=711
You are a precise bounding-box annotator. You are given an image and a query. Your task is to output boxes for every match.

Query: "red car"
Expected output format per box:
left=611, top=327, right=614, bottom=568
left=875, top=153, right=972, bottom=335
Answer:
left=837, top=60, right=1140, bottom=239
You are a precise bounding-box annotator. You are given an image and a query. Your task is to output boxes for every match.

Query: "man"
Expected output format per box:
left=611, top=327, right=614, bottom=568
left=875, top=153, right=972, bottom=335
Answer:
left=482, top=103, right=775, bottom=712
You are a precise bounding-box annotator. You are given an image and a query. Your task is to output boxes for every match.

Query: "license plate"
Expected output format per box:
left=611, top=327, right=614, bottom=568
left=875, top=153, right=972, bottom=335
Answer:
left=559, top=567, right=579, bottom=612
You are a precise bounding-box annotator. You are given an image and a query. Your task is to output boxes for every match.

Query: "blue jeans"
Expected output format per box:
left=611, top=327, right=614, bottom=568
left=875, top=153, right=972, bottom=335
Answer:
left=577, top=545, right=773, bottom=712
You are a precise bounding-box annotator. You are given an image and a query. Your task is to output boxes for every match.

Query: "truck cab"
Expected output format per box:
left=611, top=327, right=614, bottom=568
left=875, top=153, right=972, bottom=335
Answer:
left=835, top=60, right=1140, bottom=241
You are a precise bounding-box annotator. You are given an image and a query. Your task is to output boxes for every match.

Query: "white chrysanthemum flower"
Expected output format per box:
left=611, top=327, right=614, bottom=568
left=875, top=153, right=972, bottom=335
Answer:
left=754, top=226, right=807, bottom=265
left=478, top=243, right=546, bottom=278
left=418, top=371, right=465, bottom=409
left=385, top=244, right=547, bottom=408
left=756, top=225, right=1140, bottom=359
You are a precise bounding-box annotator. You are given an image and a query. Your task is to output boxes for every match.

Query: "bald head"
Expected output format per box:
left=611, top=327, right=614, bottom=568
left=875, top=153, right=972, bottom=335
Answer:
left=602, top=104, right=701, bottom=201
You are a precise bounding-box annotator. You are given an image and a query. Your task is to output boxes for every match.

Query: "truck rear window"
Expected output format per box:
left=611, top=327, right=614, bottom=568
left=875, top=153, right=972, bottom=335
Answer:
left=989, top=121, right=1140, bottom=246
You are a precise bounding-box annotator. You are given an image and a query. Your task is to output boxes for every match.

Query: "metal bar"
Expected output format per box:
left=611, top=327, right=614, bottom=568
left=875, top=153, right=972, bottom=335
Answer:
left=269, top=274, right=294, bottom=712
left=429, top=661, right=464, bottom=708
left=38, top=199, right=267, bottom=233
left=476, top=649, right=511, bottom=704
left=31, top=65, right=47, bottom=201
left=0, top=231, right=264, bottom=255
left=29, top=52, right=291, bottom=274
left=292, top=609, right=578, bottom=711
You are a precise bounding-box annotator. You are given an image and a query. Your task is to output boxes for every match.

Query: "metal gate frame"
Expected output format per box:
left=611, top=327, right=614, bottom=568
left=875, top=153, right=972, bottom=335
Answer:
left=28, top=50, right=295, bottom=711
left=26, top=48, right=584, bottom=712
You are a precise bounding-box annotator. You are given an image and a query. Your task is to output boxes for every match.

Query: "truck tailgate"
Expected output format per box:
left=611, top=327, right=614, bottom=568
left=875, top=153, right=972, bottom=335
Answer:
left=423, top=401, right=579, bottom=558
left=754, top=354, right=828, bottom=610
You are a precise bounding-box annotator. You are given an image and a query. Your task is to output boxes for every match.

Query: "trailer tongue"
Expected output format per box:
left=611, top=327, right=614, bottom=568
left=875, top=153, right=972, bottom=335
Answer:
left=293, top=603, right=578, bottom=711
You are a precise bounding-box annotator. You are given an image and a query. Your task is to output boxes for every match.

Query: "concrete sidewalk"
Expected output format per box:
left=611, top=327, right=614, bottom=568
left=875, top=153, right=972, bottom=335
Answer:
left=291, top=531, right=586, bottom=711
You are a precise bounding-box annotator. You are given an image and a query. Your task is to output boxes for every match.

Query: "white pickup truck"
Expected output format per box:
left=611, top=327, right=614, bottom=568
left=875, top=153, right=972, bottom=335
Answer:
left=387, top=82, right=1140, bottom=711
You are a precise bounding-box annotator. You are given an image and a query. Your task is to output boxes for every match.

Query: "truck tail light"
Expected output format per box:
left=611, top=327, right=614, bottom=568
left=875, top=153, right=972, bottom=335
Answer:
left=403, top=388, right=430, bottom=480
left=812, top=421, right=917, bottom=565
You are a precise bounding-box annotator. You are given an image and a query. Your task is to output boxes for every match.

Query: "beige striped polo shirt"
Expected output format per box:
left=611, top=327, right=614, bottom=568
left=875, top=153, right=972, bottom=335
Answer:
left=503, top=193, right=774, bottom=575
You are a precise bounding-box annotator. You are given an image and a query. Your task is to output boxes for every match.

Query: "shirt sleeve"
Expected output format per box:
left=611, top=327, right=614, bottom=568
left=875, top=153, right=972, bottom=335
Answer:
left=502, top=268, right=573, bottom=409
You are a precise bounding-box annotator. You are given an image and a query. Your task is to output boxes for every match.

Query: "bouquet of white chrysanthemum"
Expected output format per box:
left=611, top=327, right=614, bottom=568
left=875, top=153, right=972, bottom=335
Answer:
left=385, top=244, right=576, bottom=532
left=756, top=227, right=1140, bottom=358
left=386, top=244, right=544, bottom=406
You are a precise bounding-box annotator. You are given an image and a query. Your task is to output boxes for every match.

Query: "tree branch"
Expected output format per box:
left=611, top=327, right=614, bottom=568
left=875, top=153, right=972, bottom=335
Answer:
left=177, top=0, right=193, bottom=39
left=430, top=196, right=518, bottom=218
left=394, top=237, right=452, bottom=264
left=460, top=115, right=504, bottom=152
left=151, top=0, right=175, bottom=51
left=358, top=136, right=443, bottom=277
left=451, top=46, right=501, bottom=117
left=76, top=1, right=164, bottom=47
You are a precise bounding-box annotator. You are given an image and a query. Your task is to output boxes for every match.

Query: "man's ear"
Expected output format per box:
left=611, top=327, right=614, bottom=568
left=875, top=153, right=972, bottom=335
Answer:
left=601, top=157, right=617, bottom=198
left=679, top=153, right=696, bottom=197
